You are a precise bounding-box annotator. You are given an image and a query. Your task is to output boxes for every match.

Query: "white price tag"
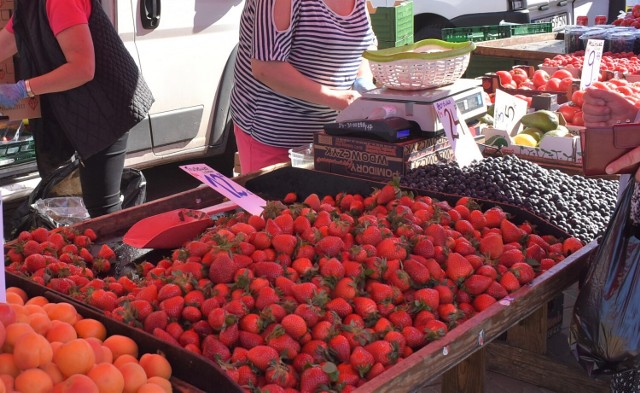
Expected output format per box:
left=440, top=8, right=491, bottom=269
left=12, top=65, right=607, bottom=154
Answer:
left=580, top=39, right=604, bottom=90
left=435, top=97, right=483, bottom=168
left=493, top=89, right=528, bottom=135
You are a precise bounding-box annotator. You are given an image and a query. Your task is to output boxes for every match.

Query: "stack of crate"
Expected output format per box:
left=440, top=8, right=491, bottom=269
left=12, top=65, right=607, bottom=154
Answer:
left=368, top=0, right=414, bottom=49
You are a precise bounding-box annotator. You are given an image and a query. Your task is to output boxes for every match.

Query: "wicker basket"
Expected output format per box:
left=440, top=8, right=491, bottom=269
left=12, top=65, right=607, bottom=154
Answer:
left=364, top=39, right=476, bottom=90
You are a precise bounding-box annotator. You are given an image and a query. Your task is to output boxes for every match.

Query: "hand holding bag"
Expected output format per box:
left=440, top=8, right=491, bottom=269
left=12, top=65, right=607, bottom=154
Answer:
left=580, top=123, right=640, bottom=176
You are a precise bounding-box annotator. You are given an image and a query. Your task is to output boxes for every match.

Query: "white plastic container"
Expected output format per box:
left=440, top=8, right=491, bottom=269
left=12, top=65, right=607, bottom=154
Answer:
left=288, top=143, right=314, bottom=169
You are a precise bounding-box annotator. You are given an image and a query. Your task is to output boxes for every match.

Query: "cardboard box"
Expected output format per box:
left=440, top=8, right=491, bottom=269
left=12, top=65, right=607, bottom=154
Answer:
left=313, top=131, right=452, bottom=182
left=0, top=58, right=16, bottom=83
left=1, top=96, right=41, bottom=121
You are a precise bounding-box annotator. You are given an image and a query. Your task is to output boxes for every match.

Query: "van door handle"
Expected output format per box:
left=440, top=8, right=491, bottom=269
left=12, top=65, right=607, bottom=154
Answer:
left=538, top=4, right=550, bottom=11
left=557, top=0, right=567, bottom=6
left=141, top=0, right=161, bottom=29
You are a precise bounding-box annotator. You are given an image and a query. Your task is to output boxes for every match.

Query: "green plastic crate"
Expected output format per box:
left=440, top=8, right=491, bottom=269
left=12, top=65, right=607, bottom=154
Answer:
left=0, top=138, right=35, bottom=161
left=370, top=0, right=414, bottom=43
left=441, top=25, right=511, bottom=43
left=377, top=33, right=414, bottom=49
left=510, top=22, right=553, bottom=36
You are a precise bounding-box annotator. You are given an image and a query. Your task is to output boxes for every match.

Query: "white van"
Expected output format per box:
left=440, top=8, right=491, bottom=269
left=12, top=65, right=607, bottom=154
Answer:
left=412, top=0, right=622, bottom=40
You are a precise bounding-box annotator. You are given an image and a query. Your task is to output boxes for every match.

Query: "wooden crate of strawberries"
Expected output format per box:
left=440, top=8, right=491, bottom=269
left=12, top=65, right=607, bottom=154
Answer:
left=4, top=166, right=596, bottom=393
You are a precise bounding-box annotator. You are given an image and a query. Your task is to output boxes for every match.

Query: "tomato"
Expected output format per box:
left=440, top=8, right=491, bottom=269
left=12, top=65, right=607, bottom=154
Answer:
left=572, top=110, right=585, bottom=126
left=545, top=77, right=562, bottom=92
left=557, top=103, right=580, bottom=124
left=531, top=70, right=550, bottom=88
left=519, top=80, right=535, bottom=90
left=571, top=90, right=585, bottom=107
left=510, top=68, right=529, bottom=86
left=551, top=69, right=573, bottom=80
left=495, top=70, right=513, bottom=87
left=558, top=77, right=575, bottom=94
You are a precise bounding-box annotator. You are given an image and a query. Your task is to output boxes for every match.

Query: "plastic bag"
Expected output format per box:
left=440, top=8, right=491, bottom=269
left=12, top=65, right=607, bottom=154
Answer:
left=8, top=159, right=147, bottom=238
left=570, top=178, right=640, bottom=376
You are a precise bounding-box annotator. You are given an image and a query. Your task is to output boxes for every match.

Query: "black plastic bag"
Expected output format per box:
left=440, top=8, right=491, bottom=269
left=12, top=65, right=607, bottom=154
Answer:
left=570, top=177, right=640, bottom=376
left=8, top=159, right=146, bottom=238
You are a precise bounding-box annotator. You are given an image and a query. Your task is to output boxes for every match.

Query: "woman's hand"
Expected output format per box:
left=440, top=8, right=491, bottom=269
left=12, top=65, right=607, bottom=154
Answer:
left=326, top=89, right=361, bottom=111
left=582, top=88, right=639, bottom=127
left=606, top=146, right=640, bottom=181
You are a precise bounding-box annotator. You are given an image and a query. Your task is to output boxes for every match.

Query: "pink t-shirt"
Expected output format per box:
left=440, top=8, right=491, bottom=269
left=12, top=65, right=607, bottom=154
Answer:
left=6, top=0, right=91, bottom=35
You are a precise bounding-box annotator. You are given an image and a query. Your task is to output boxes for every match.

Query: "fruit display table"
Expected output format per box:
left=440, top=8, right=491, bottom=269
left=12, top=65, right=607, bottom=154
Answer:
left=25, top=166, right=602, bottom=393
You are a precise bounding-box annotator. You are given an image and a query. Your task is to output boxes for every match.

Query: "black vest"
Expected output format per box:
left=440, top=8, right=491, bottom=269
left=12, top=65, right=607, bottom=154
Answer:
left=12, top=0, right=154, bottom=159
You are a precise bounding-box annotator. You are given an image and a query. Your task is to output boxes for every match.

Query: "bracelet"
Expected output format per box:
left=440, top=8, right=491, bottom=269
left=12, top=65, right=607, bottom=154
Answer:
left=24, top=79, right=35, bottom=98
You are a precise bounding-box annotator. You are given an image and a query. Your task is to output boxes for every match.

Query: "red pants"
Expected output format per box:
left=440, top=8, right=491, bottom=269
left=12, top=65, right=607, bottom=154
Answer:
left=234, top=124, right=289, bottom=175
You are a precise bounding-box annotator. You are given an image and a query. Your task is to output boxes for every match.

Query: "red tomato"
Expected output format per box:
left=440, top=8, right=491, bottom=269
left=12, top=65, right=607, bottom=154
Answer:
left=532, top=70, right=550, bottom=88
left=519, top=80, right=535, bottom=90
left=551, top=69, right=573, bottom=80
left=558, top=77, right=575, bottom=94
left=557, top=103, right=580, bottom=123
left=495, top=70, right=513, bottom=87
left=573, top=110, right=585, bottom=126
left=510, top=68, right=529, bottom=86
left=571, top=90, right=585, bottom=107
left=545, top=77, right=562, bottom=92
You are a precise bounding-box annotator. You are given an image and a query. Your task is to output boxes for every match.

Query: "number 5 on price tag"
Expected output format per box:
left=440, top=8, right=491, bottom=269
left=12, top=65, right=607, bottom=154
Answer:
left=580, top=39, right=604, bottom=90
left=494, top=89, right=528, bottom=135
left=435, top=97, right=483, bottom=168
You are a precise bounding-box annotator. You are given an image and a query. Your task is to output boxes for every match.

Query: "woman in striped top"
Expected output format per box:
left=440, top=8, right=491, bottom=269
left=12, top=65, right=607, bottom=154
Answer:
left=230, top=0, right=377, bottom=174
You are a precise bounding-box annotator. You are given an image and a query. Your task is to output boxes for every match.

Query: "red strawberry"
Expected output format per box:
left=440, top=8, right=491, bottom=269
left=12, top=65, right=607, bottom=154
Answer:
left=157, top=283, right=182, bottom=303
left=562, top=237, right=583, bottom=255
left=499, top=271, right=521, bottom=293
left=253, top=262, right=284, bottom=282
left=283, top=192, right=297, bottom=204
left=359, top=225, right=383, bottom=246
left=315, top=236, right=345, bottom=257
left=219, top=323, right=240, bottom=347
left=423, top=319, right=448, bottom=341
left=376, top=237, right=407, bottom=260
left=472, top=293, right=497, bottom=312
left=24, top=254, right=46, bottom=273
left=413, top=287, right=439, bottom=311
left=144, top=310, right=169, bottom=333
left=272, top=234, right=297, bottom=256
left=97, top=244, right=116, bottom=260
left=265, top=362, right=297, bottom=389
left=403, top=258, right=431, bottom=286
left=291, top=282, right=318, bottom=304
left=201, top=335, right=231, bottom=362
left=349, top=346, right=375, bottom=377
left=209, top=253, right=238, bottom=284
left=159, top=295, right=185, bottom=319
left=255, top=286, right=280, bottom=310
left=412, top=236, right=435, bottom=258
left=353, top=297, right=379, bottom=321
left=299, top=365, right=331, bottom=393
left=328, top=334, right=351, bottom=363
left=445, top=252, right=474, bottom=283
left=247, top=345, right=280, bottom=371
left=479, top=234, right=504, bottom=259
left=500, top=219, right=526, bottom=244
left=376, top=183, right=398, bottom=205
left=402, top=326, right=425, bottom=349
left=437, top=303, right=462, bottom=324
left=462, top=274, right=493, bottom=296
left=510, top=262, right=536, bottom=284
left=484, top=207, right=506, bottom=228
left=281, top=314, right=308, bottom=340
left=525, top=243, right=547, bottom=262
left=153, top=327, right=181, bottom=346
left=364, top=340, right=398, bottom=366
left=267, top=328, right=301, bottom=360
left=88, top=288, right=117, bottom=311
left=425, top=223, right=448, bottom=247
left=498, top=248, right=525, bottom=268
left=129, top=299, right=153, bottom=321
left=47, top=277, right=75, bottom=294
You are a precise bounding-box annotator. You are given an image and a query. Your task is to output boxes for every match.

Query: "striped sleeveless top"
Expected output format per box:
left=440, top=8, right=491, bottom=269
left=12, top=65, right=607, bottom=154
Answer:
left=230, top=0, right=376, bottom=149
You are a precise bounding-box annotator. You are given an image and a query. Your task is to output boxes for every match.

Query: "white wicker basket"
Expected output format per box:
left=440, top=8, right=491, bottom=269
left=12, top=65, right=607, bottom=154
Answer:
left=364, top=39, right=476, bottom=91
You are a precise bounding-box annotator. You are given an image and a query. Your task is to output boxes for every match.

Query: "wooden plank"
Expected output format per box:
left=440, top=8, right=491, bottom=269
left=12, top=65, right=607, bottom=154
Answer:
left=442, top=349, right=486, bottom=393
left=487, top=342, right=610, bottom=393
left=506, top=305, right=547, bottom=354
left=356, top=240, right=597, bottom=393
left=474, top=33, right=564, bottom=62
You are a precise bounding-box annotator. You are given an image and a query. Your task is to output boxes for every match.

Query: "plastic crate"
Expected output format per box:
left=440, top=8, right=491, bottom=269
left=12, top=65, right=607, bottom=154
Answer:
left=377, top=33, right=414, bottom=49
left=441, top=25, right=511, bottom=43
left=510, top=22, right=553, bottom=36
left=0, top=137, right=35, bottom=162
left=369, top=0, right=414, bottom=43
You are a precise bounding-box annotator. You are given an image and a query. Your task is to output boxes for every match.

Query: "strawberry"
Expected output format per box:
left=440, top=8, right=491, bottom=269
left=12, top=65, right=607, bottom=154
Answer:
left=157, top=283, right=183, bottom=303
left=510, top=262, right=536, bottom=284
left=359, top=225, right=383, bottom=246
left=472, top=293, right=497, bottom=312
left=255, top=286, right=280, bottom=310
left=376, top=237, right=407, bottom=260
left=375, top=183, right=398, bottom=206
left=499, top=271, right=521, bottom=293
left=498, top=248, right=525, bottom=268
left=388, top=309, right=412, bottom=329
left=153, top=327, right=181, bottom=346
left=445, top=252, right=474, bottom=283
left=462, top=274, right=493, bottom=296
left=413, top=287, right=439, bottom=311
left=325, top=297, right=353, bottom=318
left=315, top=236, right=345, bottom=257
left=303, top=193, right=321, bottom=211
left=47, top=277, right=75, bottom=294
left=352, top=297, right=379, bottom=321
left=349, top=346, right=374, bottom=377
left=364, top=340, right=398, bottom=366
left=479, top=233, right=504, bottom=259
left=562, top=237, right=583, bottom=255
left=402, top=326, right=425, bottom=349
left=208, top=253, right=238, bottom=284
left=500, top=219, right=526, bottom=244
left=83, top=228, right=97, bottom=241
left=253, top=262, right=284, bottom=282
left=128, top=299, right=153, bottom=321
left=328, top=334, right=351, bottom=363
left=299, top=365, right=331, bottom=393
left=425, top=223, right=448, bottom=247
left=265, top=362, right=297, bottom=389
left=283, top=192, right=298, bottom=204
left=437, top=303, right=462, bottom=324
left=30, top=227, right=49, bottom=243
left=97, top=244, right=116, bottom=260
left=219, top=323, right=240, bottom=347
left=159, top=295, right=185, bottom=319
left=403, top=258, right=431, bottom=286
left=88, top=288, right=117, bottom=311
left=201, top=335, right=231, bottom=362
left=247, top=345, right=280, bottom=371
left=434, top=284, right=454, bottom=304
left=291, top=282, right=318, bottom=304
left=423, top=319, right=448, bottom=342
left=281, top=314, right=308, bottom=340
left=274, top=213, right=295, bottom=235
left=24, top=254, right=46, bottom=273
left=272, top=234, right=297, bottom=256
left=144, top=310, right=169, bottom=333
left=484, top=207, right=506, bottom=228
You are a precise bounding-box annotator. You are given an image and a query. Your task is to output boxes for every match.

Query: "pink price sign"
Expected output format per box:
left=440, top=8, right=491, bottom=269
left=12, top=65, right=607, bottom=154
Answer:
left=180, top=164, right=266, bottom=216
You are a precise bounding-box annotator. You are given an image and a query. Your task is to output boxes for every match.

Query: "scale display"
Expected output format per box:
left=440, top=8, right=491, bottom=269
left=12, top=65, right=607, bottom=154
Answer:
left=336, top=78, right=487, bottom=133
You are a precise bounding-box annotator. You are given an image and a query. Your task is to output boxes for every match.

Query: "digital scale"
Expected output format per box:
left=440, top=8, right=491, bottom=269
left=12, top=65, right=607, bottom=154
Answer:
left=334, top=78, right=487, bottom=138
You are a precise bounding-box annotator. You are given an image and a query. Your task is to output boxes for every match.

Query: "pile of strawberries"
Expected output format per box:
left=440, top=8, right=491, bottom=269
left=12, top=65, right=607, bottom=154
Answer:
left=5, top=184, right=583, bottom=393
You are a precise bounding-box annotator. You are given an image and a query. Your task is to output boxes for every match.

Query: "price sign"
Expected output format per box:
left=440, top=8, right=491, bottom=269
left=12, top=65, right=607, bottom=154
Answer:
left=493, top=89, right=528, bottom=135
left=180, top=164, right=266, bottom=216
left=435, top=97, right=483, bottom=168
left=580, top=39, right=604, bottom=90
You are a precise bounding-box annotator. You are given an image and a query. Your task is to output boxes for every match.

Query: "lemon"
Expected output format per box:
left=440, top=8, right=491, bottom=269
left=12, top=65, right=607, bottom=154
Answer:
left=520, top=127, right=544, bottom=142
left=512, top=133, right=538, bottom=147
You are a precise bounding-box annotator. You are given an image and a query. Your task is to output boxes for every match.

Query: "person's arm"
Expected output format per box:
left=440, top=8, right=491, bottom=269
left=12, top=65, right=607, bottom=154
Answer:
left=0, top=28, right=18, bottom=62
left=251, top=60, right=359, bottom=111
left=27, top=23, right=95, bottom=96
